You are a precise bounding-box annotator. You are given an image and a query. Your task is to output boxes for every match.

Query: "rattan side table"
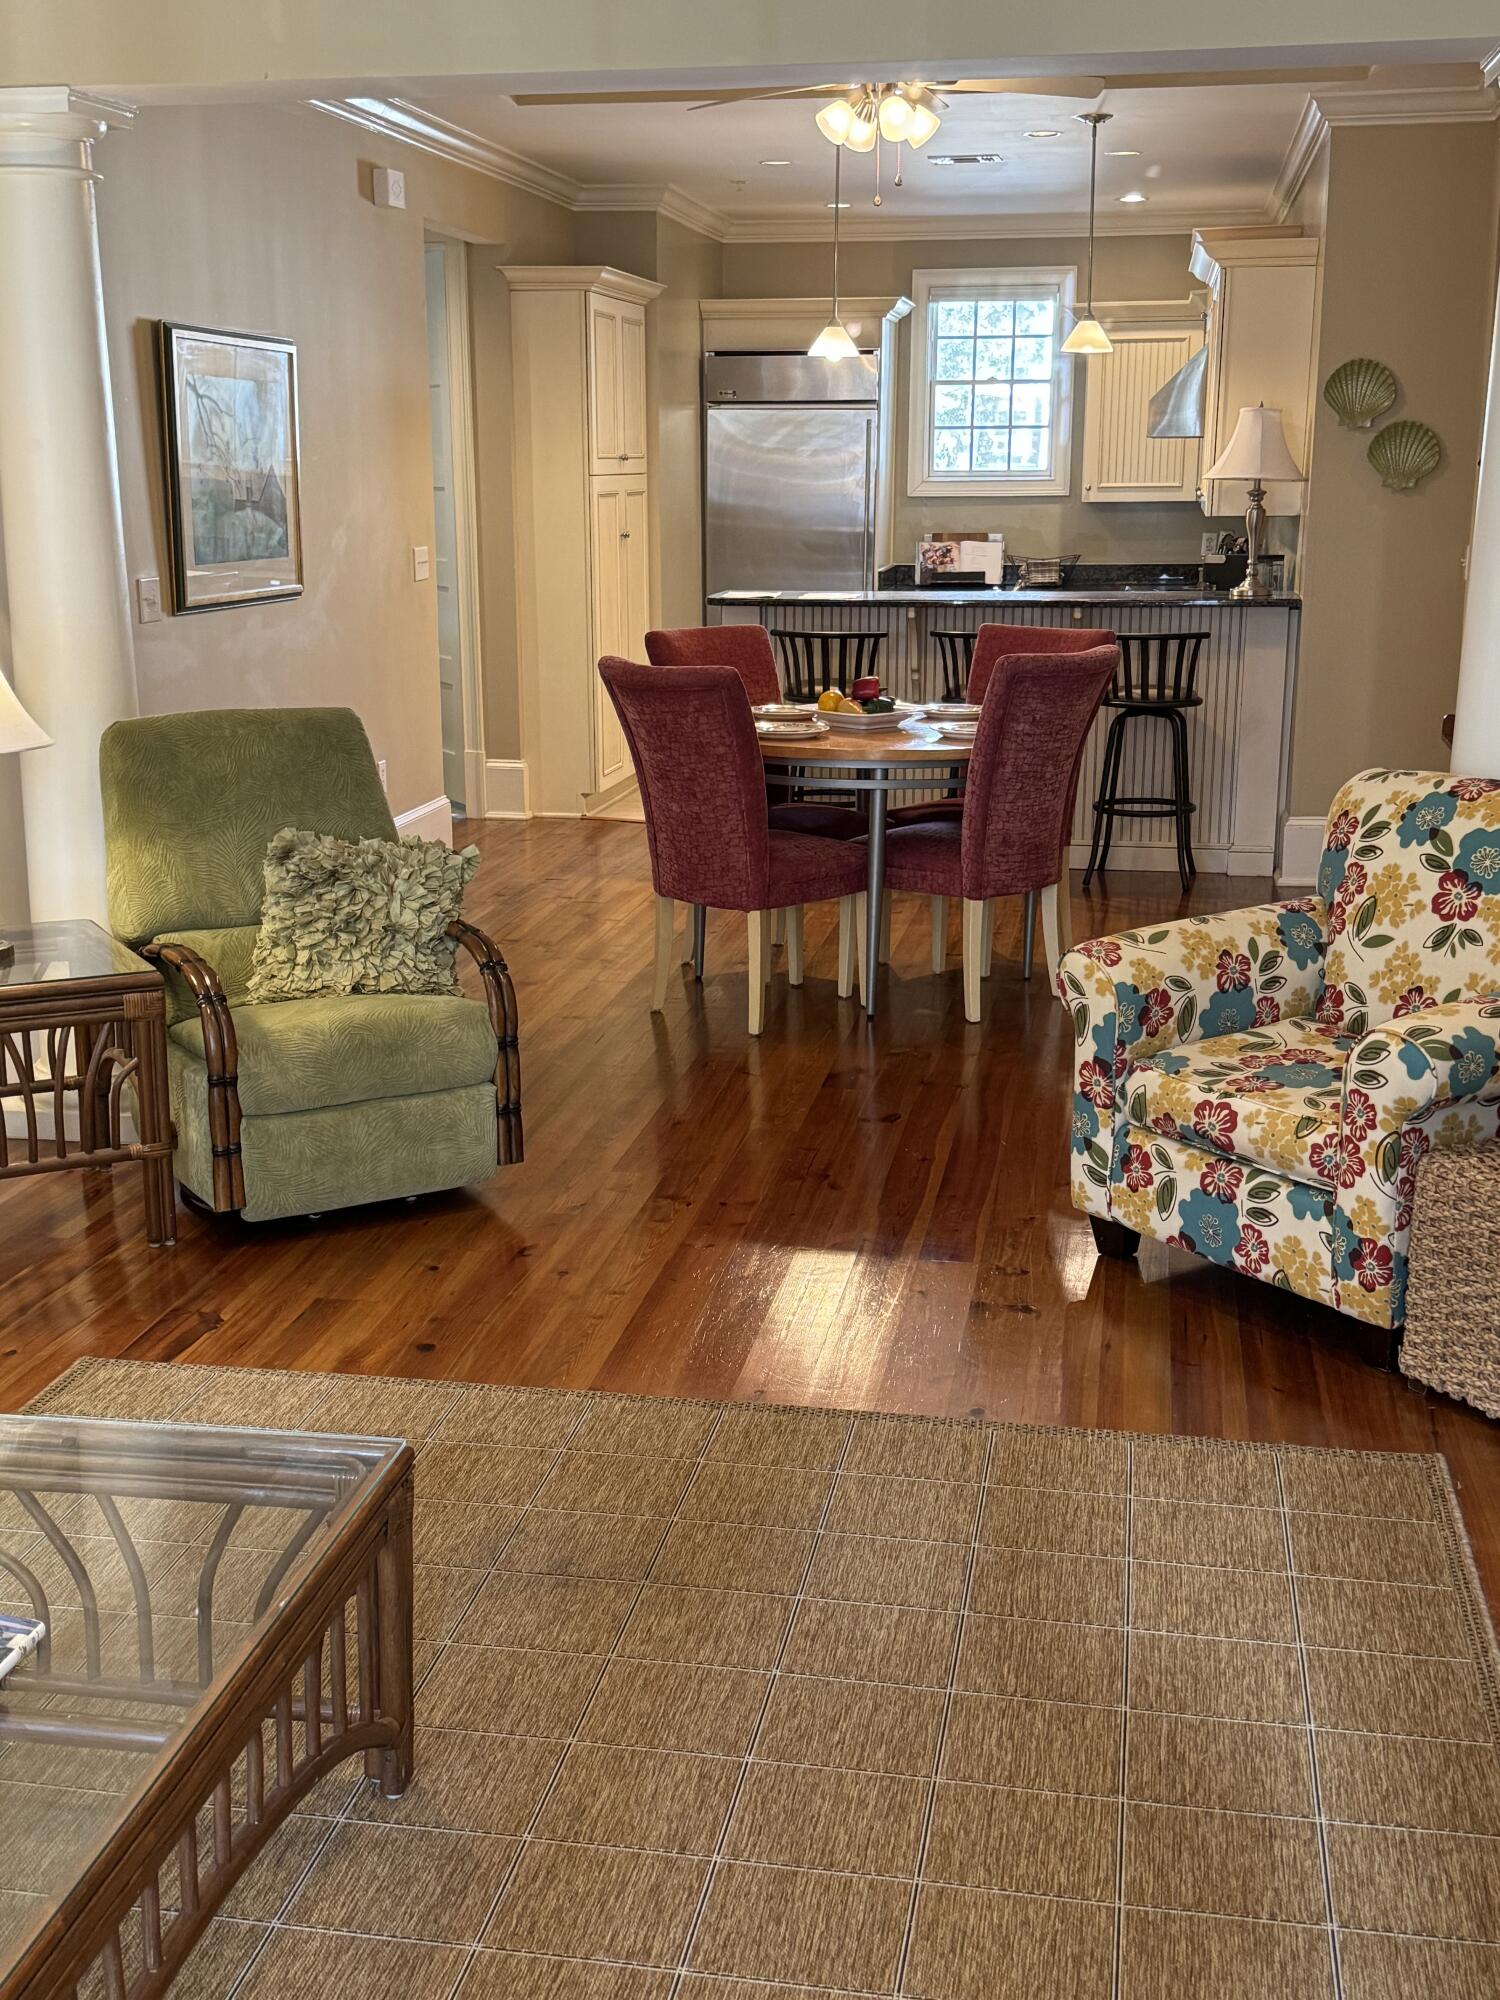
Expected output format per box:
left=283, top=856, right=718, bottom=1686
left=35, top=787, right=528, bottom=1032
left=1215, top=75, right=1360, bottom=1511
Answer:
left=0, top=920, right=175, bottom=1246
left=1401, top=1142, right=1500, bottom=1415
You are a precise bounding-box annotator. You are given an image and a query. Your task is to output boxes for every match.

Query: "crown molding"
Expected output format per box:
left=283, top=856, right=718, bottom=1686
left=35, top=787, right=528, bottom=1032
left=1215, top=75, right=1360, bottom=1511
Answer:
left=1312, top=81, right=1499, bottom=126
left=499, top=263, right=665, bottom=304
left=719, top=205, right=1262, bottom=244
left=571, top=181, right=728, bottom=240
left=312, top=95, right=581, bottom=205
left=1484, top=47, right=1500, bottom=88
left=1269, top=97, right=1329, bottom=220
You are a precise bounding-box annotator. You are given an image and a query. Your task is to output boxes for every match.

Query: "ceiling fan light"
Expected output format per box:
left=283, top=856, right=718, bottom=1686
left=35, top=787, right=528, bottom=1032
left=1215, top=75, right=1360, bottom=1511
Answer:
left=815, top=99, right=856, bottom=145
left=1061, top=316, right=1113, bottom=355
left=877, top=92, right=914, bottom=142
left=843, top=107, right=878, bottom=152
left=809, top=318, right=860, bottom=360
left=904, top=102, right=942, bottom=147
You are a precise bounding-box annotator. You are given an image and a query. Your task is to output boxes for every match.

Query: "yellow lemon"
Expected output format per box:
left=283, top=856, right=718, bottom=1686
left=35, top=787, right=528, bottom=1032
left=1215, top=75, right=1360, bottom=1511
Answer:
left=816, top=689, right=842, bottom=712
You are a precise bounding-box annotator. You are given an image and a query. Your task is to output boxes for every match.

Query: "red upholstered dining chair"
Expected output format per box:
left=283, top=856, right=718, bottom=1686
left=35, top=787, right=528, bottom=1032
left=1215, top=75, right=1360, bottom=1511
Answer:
left=888, top=621, right=1116, bottom=975
left=882, top=644, right=1119, bottom=1020
left=598, top=658, right=869, bottom=1034
left=644, top=625, right=865, bottom=843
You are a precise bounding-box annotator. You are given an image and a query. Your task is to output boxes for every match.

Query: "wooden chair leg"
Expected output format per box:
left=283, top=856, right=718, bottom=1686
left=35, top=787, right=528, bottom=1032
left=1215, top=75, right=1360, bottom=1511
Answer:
left=981, top=899, right=995, bottom=979
left=961, top=899, right=986, bottom=1023
left=786, top=907, right=805, bottom=987
left=1040, top=879, right=1071, bottom=994
left=930, top=896, right=947, bottom=974
left=652, top=896, right=675, bottom=1012
left=837, top=896, right=858, bottom=999
left=747, top=910, right=771, bottom=1034
left=773, top=908, right=787, bottom=948
left=681, top=903, right=697, bottom=965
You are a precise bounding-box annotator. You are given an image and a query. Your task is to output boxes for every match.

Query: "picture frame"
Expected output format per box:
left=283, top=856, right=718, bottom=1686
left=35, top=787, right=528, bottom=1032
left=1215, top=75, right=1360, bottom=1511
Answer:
left=157, top=322, right=303, bottom=613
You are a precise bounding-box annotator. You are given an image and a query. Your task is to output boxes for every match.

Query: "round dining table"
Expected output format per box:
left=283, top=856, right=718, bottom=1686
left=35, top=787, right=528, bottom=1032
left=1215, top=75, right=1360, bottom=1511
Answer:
left=758, top=717, right=974, bottom=1019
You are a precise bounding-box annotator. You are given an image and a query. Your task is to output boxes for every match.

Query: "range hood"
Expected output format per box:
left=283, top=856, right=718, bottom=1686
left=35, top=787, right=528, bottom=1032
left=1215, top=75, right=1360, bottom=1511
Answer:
left=1147, top=342, right=1208, bottom=439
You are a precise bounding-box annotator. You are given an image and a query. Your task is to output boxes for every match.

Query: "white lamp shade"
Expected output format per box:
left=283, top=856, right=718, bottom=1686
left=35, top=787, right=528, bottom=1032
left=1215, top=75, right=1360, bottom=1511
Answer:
left=843, top=111, right=877, bottom=153
left=1061, top=316, right=1113, bottom=355
left=877, top=93, right=913, bottom=142
left=1204, top=404, right=1306, bottom=483
left=0, top=673, right=50, bottom=755
left=808, top=318, right=860, bottom=360
left=904, top=102, right=941, bottom=147
left=815, top=100, right=855, bottom=145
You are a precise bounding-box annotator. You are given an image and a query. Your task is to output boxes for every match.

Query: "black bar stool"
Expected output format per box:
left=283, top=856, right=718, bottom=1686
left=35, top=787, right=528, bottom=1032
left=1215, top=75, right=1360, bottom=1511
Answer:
left=770, top=629, right=886, bottom=699
left=1083, top=631, right=1207, bottom=894
left=931, top=629, right=976, bottom=702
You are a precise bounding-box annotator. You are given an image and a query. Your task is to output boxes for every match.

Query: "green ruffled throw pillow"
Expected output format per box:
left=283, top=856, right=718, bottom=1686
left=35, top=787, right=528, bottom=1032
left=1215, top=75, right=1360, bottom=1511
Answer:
left=247, top=827, right=480, bottom=1003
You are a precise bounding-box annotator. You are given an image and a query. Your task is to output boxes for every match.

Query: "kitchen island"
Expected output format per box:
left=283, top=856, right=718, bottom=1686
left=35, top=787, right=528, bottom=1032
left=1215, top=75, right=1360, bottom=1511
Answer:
left=708, top=587, right=1300, bottom=876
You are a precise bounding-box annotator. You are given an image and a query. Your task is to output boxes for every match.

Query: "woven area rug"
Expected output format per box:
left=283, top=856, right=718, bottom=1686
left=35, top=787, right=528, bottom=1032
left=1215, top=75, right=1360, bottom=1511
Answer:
left=14, top=1357, right=1500, bottom=2000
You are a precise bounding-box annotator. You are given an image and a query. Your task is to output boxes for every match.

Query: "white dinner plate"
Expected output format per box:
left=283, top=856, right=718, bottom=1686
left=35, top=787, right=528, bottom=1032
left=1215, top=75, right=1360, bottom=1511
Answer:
left=752, top=702, right=820, bottom=719
left=917, top=702, right=982, bottom=722
left=756, top=718, right=830, bottom=741
left=932, top=721, right=979, bottom=741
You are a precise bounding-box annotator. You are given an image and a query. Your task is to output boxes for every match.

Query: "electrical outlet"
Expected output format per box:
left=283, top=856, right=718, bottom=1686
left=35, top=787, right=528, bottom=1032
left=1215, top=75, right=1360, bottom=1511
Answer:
left=135, top=576, right=163, bottom=624
left=377, top=759, right=388, bottom=792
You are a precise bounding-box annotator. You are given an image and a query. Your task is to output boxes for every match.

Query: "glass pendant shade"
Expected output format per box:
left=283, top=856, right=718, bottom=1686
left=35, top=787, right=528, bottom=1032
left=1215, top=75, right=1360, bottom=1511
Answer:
left=815, top=100, right=855, bottom=145
left=843, top=108, right=878, bottom=152
left=1061, top=316, right=1112, bottom=355
left=809, top=319, right=860, bottom=360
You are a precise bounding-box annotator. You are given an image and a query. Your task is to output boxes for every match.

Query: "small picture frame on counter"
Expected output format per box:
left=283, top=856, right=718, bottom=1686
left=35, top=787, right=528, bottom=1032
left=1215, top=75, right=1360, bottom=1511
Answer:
left=916, top=538, right=961, bottom=583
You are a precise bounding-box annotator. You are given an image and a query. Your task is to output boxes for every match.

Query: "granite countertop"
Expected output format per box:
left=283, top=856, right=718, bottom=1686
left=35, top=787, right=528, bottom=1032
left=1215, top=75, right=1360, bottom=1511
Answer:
left=708, top=588, right=1302, bottom=609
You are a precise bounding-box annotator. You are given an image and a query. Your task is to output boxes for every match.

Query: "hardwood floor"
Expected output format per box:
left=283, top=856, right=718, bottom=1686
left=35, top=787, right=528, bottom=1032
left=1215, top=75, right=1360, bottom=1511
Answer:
left=3, top=815, right=1499, bottom=1612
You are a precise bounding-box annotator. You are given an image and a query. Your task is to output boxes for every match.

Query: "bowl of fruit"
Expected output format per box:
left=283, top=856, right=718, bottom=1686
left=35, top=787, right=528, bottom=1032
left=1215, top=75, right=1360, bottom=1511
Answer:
left=816, top=686, right=904, bottom=730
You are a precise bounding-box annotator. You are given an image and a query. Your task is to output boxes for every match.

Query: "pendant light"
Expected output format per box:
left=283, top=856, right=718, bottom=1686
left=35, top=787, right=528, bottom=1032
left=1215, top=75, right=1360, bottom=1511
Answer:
left=1061, top=110, right=1113, bottom=356
left=809, top=145, right=859, bottom=359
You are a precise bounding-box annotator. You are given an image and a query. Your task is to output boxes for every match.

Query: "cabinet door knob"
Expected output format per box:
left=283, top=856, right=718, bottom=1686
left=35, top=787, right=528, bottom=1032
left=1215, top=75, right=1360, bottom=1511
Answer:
left=619, top=452, right=629, bottom=461
left=620, top=530, right=631, bottom=539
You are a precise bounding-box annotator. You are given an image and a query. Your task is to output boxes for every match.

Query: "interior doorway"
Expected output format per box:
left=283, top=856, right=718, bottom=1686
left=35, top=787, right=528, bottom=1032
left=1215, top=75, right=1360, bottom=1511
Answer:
left=423, top=235, right=484, bottom=818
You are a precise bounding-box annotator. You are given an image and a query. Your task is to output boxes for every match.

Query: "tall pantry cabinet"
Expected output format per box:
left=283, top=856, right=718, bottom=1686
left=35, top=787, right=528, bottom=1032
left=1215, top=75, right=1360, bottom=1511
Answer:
left=505, top=266, right=663, bottom=815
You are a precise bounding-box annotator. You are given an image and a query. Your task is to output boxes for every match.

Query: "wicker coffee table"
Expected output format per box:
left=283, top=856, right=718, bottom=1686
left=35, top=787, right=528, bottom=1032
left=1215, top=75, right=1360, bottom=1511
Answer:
left=0, top=1414, right=414, bottom=1999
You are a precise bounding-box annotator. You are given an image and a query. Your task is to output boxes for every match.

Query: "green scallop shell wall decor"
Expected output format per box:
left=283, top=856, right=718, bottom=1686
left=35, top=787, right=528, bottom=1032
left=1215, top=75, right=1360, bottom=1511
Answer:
left=1323, top=357, right=1398, bottom=429
left=1367, top=419, right=1441, bottom=492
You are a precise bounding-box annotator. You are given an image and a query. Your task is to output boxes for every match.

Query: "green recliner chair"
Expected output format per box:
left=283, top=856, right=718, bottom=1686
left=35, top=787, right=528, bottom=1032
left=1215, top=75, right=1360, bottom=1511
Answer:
left=100, top=707, right=521, bottom=1222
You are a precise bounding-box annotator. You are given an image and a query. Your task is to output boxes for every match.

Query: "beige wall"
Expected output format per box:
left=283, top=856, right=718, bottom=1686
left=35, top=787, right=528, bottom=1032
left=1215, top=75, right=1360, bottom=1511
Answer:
left=91, top=102, right=569, bottom=824
left=1288, top=120, right=1500, bottom=818
left=652, top=217, right=724, bottom=627
left=721, top=231, right=1242, bottom=561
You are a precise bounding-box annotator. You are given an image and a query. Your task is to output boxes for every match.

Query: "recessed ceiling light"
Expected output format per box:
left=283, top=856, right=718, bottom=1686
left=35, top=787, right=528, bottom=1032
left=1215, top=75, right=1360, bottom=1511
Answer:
left=760, top=158, right=792, bottom=167
left=1108, top=148, right=1141, bottom=157
left=1024, top=128, right=1061, bottom=139
left=826, top=200, right=851, bottom=208
left=1118, top=191, right=1149, bottom=203
left=926, top=152, right=1003, bottom=166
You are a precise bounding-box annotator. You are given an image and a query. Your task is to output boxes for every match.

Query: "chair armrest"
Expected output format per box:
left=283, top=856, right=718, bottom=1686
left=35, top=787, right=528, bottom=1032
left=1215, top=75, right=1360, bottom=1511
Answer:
left=448, top=920, right=524, bottom=1166
left=1343, top=997, right=1500, bottom=1174
left=1059, top=899, right=1328, bottom=1070
left=138, top=940, right=245, bottom=1210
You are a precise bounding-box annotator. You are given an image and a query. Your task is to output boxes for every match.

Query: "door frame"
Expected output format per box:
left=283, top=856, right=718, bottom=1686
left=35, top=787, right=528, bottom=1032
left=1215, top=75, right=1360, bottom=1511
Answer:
left=426, top=232, right=487, bottom=818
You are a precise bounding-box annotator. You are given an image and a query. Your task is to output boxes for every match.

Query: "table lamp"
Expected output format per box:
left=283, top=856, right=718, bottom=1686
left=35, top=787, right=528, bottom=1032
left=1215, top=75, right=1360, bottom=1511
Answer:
left=0, top=672, right=51, bottom=963
left=1203, top=403, right=1306, bottom=599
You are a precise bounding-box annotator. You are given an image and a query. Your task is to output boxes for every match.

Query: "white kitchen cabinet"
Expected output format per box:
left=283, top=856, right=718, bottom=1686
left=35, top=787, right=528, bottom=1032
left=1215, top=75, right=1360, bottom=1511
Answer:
left=503, top=265, right=663, bottom=814
left=1080, top=321, right=1205, bottom=504
left=590, top=475, right=651, bottom=792
left=1190, top=231, right=1320, bottom=519
left=588, top=292, right=649, bottom=474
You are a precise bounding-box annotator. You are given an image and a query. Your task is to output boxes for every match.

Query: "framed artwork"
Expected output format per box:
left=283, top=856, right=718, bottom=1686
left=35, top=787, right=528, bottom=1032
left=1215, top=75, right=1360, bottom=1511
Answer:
left=158, top=322, right=303, bottom=612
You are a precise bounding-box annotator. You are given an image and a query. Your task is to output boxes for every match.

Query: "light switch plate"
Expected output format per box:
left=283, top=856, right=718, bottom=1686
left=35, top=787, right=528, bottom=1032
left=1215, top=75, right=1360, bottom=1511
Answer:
left=411, top=545, right=431, bottom=582
left=135, top=575, right=163, bottom=624
left=372, top=166, right=406, bottom=209
left=377, top=758, right=388, bottom=792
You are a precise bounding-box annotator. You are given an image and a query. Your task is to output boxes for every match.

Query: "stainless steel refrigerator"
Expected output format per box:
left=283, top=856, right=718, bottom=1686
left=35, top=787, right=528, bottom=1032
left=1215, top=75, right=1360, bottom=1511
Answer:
left=704, top=351, right=879, bottom=596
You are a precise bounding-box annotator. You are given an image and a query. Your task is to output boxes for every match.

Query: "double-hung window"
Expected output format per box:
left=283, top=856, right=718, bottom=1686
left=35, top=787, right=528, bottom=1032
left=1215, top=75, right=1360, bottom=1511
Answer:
left=907, top=268, right=1077, bottom=498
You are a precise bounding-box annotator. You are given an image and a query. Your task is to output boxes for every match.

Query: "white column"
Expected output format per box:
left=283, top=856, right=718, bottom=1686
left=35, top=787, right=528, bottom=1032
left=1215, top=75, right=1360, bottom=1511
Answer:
left=0, top=88, right=137, bottom=924
left=1453, top=259, right=1500, bottom=777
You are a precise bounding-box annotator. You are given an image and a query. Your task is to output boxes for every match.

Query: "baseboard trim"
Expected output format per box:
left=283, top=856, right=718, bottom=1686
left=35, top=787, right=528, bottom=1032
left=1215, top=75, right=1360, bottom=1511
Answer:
left=484, top=759, right=530, bottom=819
left=394, top=796, right=455, bottom=846
left=1063, top=840, right=1273, bottom=875
left=1276, top=816, right=1325, bottom=889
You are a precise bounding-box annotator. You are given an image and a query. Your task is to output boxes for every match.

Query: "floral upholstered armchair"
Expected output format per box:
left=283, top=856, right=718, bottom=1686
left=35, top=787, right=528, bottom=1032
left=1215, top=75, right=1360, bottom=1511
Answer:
left=1059, top=768, right=1500, bottom=1335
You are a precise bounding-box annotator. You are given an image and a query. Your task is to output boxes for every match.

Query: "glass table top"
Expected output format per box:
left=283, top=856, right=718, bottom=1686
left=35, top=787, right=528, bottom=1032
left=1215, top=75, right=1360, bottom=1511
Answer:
left=0, top=1414, right=404, bottom=1978
left=0, top=921, right=157, bottom=992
